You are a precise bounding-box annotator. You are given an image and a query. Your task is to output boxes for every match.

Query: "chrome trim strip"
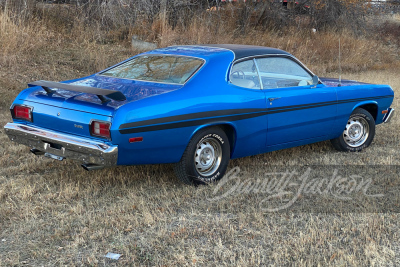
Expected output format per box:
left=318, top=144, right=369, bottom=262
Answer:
left=229, top=54, right=316, bottom=89
left=4, top=123, right=118, bottom=166
left=253, top=58, right=263, bottom=89
left=173, top=45, right=236, bottom=58
left=232, top=54, right=317, bottom=79
left=383, top=108, right=394, bottom=123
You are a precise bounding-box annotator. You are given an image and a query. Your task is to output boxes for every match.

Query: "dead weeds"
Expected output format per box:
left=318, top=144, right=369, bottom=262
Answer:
left=0, top=9, right=399, bottom=266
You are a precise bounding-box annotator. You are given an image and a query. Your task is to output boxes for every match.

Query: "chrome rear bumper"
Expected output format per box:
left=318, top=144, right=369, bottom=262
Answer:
left=4, top=123, right=118, bottom=166
left=383, top=108, right=395, bottom=123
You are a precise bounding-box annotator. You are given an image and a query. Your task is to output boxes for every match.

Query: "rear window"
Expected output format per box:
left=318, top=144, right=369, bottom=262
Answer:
left=100, top=55, right=204, bottom=84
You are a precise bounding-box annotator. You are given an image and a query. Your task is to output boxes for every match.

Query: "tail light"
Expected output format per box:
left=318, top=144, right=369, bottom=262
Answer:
left=12, top=105, right=32, bottom=121
left=90, top=120, right=111, bottom=139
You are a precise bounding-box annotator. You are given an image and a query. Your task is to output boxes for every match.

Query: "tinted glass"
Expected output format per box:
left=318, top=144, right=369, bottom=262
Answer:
left=101, top=55, right=203, bottom=84
left=255, top=57, right=313, bottom=89
left=229, top=59, right=261, bottom=89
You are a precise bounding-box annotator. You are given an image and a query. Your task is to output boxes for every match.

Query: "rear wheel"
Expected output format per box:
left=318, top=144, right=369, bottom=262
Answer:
left=331, top=108, right=375, bottom=152
left=174, top=127, right=230, bottom=185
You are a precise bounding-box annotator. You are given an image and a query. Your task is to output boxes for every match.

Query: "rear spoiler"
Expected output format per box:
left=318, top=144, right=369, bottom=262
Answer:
left=28, top=80, right=126, bottom=103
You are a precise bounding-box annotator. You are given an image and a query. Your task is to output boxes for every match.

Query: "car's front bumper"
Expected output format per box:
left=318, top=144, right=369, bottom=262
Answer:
left=4, top=123, right=118, bottom=166
left=383, top=107, right=395, bottom=123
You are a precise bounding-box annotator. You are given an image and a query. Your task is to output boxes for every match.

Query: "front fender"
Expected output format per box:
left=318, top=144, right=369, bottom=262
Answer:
left=352, top=101, right=378, bottom=113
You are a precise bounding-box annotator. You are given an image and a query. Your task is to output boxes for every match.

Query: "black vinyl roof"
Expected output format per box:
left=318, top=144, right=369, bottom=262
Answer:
left=201, top=44, right=291, bottom=60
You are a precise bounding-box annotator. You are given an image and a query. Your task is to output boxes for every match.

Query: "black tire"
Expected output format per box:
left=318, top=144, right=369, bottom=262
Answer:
left=174, top=127, right=230, bottom=185
left=330, top=108, right=375, bottom=152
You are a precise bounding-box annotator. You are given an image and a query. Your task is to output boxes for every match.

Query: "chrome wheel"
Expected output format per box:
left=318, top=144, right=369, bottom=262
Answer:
left=194, top=137, right=222, bottom=176
left=343, top=116, right=369, bottom=147
left=175, top=127, right=230, bottom=185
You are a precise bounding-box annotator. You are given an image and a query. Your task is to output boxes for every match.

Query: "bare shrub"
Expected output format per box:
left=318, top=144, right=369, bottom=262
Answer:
left=0, top=0, right=378, bottom=35
left=1, top=0, right=36, bottom=21
left=377, top=18, right=400, bottom=46
left=307, top=0, right=369, bottom=33
left=0, top=0, right=399, bottom=75
left=0, top=10, right=53, bottom=67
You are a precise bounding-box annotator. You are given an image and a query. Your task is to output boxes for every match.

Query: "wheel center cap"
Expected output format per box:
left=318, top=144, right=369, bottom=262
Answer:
left=348, top=122, right=363, bottom=140
left=200, top=147, right=214, bottom=166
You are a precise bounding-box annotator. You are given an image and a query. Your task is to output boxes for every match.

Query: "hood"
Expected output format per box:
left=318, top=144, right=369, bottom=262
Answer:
left=320, top=77, right=370, bottom=87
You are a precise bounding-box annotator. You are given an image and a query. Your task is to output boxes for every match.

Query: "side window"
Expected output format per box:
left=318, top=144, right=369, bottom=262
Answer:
left=229, top=59, right=261, bottom=89
left=255, top=57, right=313, bottom=89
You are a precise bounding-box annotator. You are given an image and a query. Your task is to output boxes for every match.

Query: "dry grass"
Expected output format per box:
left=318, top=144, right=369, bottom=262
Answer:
left=0, top=12, right=53, bottom=68
left=150, top=14, right=400, bottom=74
left=1, top=72, right=399, bottom=265
left=1, top=8, right=400, bottom=266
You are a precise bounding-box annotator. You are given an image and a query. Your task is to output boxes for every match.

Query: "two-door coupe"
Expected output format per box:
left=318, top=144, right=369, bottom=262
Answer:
left=4, top=44, right=395, bottom=184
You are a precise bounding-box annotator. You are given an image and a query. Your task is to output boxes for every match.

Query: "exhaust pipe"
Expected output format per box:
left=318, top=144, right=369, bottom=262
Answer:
left=30, top=148, right=45, bottom=155
left=81, top=164, right=104, bottom=171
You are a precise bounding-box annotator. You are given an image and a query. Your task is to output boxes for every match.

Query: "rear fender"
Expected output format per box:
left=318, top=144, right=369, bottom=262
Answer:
left=189, top=122, right=237, bottom=157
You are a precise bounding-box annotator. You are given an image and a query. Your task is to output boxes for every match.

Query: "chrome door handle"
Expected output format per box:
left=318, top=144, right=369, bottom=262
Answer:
left=268, top=97, right=281, bottom=102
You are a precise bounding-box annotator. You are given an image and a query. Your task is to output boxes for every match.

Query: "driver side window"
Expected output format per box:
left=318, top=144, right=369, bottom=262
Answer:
left=255, top=57, right=313, bottom=89
left=229, top=59, right=261, bottom=89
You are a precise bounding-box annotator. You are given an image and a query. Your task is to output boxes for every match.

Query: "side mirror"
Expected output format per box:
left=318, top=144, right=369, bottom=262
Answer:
left=312, top=75, right=319, bottom=88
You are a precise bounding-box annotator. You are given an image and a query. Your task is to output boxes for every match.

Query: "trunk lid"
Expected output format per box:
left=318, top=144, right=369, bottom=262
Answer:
left=20, top=75, right=182, bottom=138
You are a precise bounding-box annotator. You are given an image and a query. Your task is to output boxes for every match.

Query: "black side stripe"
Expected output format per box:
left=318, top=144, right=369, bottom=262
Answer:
left=267, top=95, right=393, bottom=112
left=119, top=112, right=267, bottom=134
left=119, top=95, right=393, bottom=134
left=119, top=108, right=265, bottom=129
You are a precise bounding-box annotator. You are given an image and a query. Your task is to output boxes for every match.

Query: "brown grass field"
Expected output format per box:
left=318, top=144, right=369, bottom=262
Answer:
left=0, top=9, right=400, bottom=266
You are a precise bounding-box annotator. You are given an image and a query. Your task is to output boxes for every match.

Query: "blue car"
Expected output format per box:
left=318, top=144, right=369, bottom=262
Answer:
left=4, top=44, right=395, bottom=185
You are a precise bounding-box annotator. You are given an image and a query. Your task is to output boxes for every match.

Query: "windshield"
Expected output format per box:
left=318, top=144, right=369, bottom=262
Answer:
left=100, top=55, right=204, bottom=84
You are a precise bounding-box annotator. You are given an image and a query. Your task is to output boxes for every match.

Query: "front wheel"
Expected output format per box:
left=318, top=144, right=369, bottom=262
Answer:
left=174, top=127, right=230, bottom=185
left=330, top=108, right=375, bottom=152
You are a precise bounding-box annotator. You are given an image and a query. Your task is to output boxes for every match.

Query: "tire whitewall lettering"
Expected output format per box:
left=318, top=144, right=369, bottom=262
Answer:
left=174, top=127, right=230, bottom=185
